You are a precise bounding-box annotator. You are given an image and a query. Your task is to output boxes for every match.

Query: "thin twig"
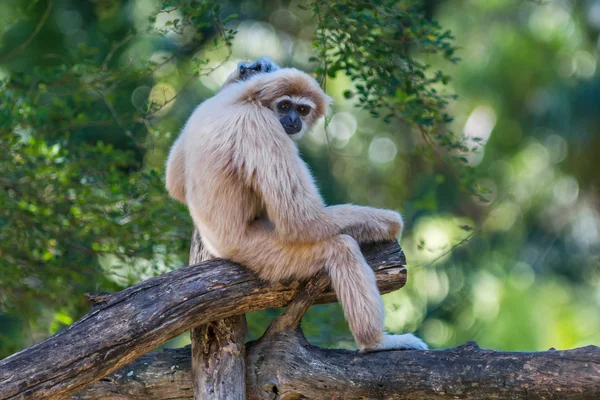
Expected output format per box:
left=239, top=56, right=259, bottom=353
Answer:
left=144, top=50, right=232, bottom=118
left=0, top=0, right=54, bottom=63
left=95, top=89, right=145, bottom=150
left=101, top=33, right=133, bottom=72
left=420, top=197, right=505, bottom=269
left=423, top=231, right=476, bottom=269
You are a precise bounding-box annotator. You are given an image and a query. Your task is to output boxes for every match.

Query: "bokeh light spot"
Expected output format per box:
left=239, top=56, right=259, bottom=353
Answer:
left=148, top=83, right=177, bottom=116
left=327, top=112, right=357, bottom=149
left=368, top=137, right=397, bottom=164
left=463, top=105, right=496, bottom=166
left=553, top=176, right=579, bottom=206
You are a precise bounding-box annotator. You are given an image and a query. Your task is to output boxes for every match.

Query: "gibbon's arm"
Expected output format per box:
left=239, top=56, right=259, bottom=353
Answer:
left=166, top=57, right=280, bottom=204
left=324, top=204, right=403, bottom=243
left=165, top=136, right=187, bottom=204
left=236, top=106, right=336, bottom=244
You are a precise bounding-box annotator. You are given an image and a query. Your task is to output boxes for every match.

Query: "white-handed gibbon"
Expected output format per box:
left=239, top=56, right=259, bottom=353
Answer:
left=166, top=59, right=427, bottom=351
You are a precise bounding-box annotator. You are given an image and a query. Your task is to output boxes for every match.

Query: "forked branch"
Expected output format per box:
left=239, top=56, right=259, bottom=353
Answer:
left=0, top=241, right=406, bottom=400
left=263, top=271, right=330, bottom=336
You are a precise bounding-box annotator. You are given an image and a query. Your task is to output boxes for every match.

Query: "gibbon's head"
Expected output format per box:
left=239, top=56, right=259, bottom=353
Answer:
left=245, top=68, right=332, bottom=139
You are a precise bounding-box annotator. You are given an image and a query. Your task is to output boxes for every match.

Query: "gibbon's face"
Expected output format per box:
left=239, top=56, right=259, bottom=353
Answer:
left=272, top=96, right=315, bottom=139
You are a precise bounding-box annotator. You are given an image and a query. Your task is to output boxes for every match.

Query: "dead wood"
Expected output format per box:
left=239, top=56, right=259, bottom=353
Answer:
left=0, top=241, right=405, bottom=400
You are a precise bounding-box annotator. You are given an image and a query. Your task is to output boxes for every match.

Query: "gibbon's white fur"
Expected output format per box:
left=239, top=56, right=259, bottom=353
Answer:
left=166, top=68, right=427, bottom=351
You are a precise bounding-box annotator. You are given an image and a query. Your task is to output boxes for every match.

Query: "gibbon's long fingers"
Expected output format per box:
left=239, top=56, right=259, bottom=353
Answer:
left=221, top=57, right=280, bottom=87
left=325, top=235, right=385, bottom=350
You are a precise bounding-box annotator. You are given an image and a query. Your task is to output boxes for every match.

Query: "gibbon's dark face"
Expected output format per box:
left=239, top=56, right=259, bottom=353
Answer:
left=276, top=99, right=311, bottom=135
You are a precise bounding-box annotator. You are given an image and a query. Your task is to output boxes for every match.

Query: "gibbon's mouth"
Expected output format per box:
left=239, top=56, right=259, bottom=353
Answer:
left=283, top=125, right=302, bottom=135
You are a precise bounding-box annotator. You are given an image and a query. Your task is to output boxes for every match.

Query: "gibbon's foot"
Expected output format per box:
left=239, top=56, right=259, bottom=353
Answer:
left=364, top=333, right=428, bottom=352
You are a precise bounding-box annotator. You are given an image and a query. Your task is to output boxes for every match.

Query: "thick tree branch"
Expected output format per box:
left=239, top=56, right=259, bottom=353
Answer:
left=70, top=332, right=600, bottom=400
left=0, top=241, right=406, bottom=400
left=188, top=228, right=247, bottom=400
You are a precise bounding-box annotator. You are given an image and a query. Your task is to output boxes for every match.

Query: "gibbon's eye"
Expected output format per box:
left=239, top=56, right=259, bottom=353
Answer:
left=277, top=100, right=292, bottom=112
left=296, top=105, right=311, bottom=116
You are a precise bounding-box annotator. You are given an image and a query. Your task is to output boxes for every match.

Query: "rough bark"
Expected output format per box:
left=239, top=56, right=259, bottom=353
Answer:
left=247, top=330, right=600, bottom=400
left=0, top=241, right=405, bottom=400
left=189, top=228, right=247, bottom=400
left=70, top=334, right=600, bottom=400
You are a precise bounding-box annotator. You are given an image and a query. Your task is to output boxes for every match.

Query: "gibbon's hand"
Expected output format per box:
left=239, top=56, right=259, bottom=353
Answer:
left=237, top=56, right=280, bottom=81
left=221, top=56, right=281, bottom=87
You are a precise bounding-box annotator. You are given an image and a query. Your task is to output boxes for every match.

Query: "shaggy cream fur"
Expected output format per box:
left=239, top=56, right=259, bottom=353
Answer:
left=166, top=68, right=427, bottom=351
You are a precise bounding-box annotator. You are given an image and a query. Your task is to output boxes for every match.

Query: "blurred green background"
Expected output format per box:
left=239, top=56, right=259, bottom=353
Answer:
left=1, top=0, right=599, bottom=359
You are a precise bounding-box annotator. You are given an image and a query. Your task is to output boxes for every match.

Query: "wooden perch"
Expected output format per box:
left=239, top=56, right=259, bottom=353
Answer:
left=70, top=334, right=600, bottom=400
left=0, top=241, right=406, bottom=400
left=188, top=228, right=247, bottom=400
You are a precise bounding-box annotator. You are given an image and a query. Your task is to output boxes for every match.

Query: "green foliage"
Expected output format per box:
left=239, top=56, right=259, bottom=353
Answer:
left=310, top=0, right=457, bottom=127
left=308, top=0, right=488, bottom=198
left=0, top=92, right=188, bottom=309
left=0, top=0, right=237, bottom=351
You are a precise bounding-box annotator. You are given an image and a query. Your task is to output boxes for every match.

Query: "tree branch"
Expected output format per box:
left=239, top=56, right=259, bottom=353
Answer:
left=263, top=271, right=329, bottom=336
left=0, top=241, right=406, bottom=400
left=70, top=332, right=600, bottom=400
left=188, top=228, right=247, bottom=400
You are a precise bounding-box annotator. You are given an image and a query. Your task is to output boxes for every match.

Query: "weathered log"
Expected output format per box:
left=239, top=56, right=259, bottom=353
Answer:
left=0, top=241, right=406, bottom=400
left=70, top=333, right=600, bottom=400
left=188, top=228, right=247, bottom=400
left=247, top=331, right=600, bottom=399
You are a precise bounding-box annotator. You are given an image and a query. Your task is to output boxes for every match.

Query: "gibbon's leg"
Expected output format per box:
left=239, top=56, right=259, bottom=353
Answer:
left=325, top=204, right=404, bottom=244
left=237, top=228, right=426, bottom=351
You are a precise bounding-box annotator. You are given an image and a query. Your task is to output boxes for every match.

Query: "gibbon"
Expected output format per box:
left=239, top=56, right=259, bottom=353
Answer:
left=166, top=61, right=427, bottom=351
